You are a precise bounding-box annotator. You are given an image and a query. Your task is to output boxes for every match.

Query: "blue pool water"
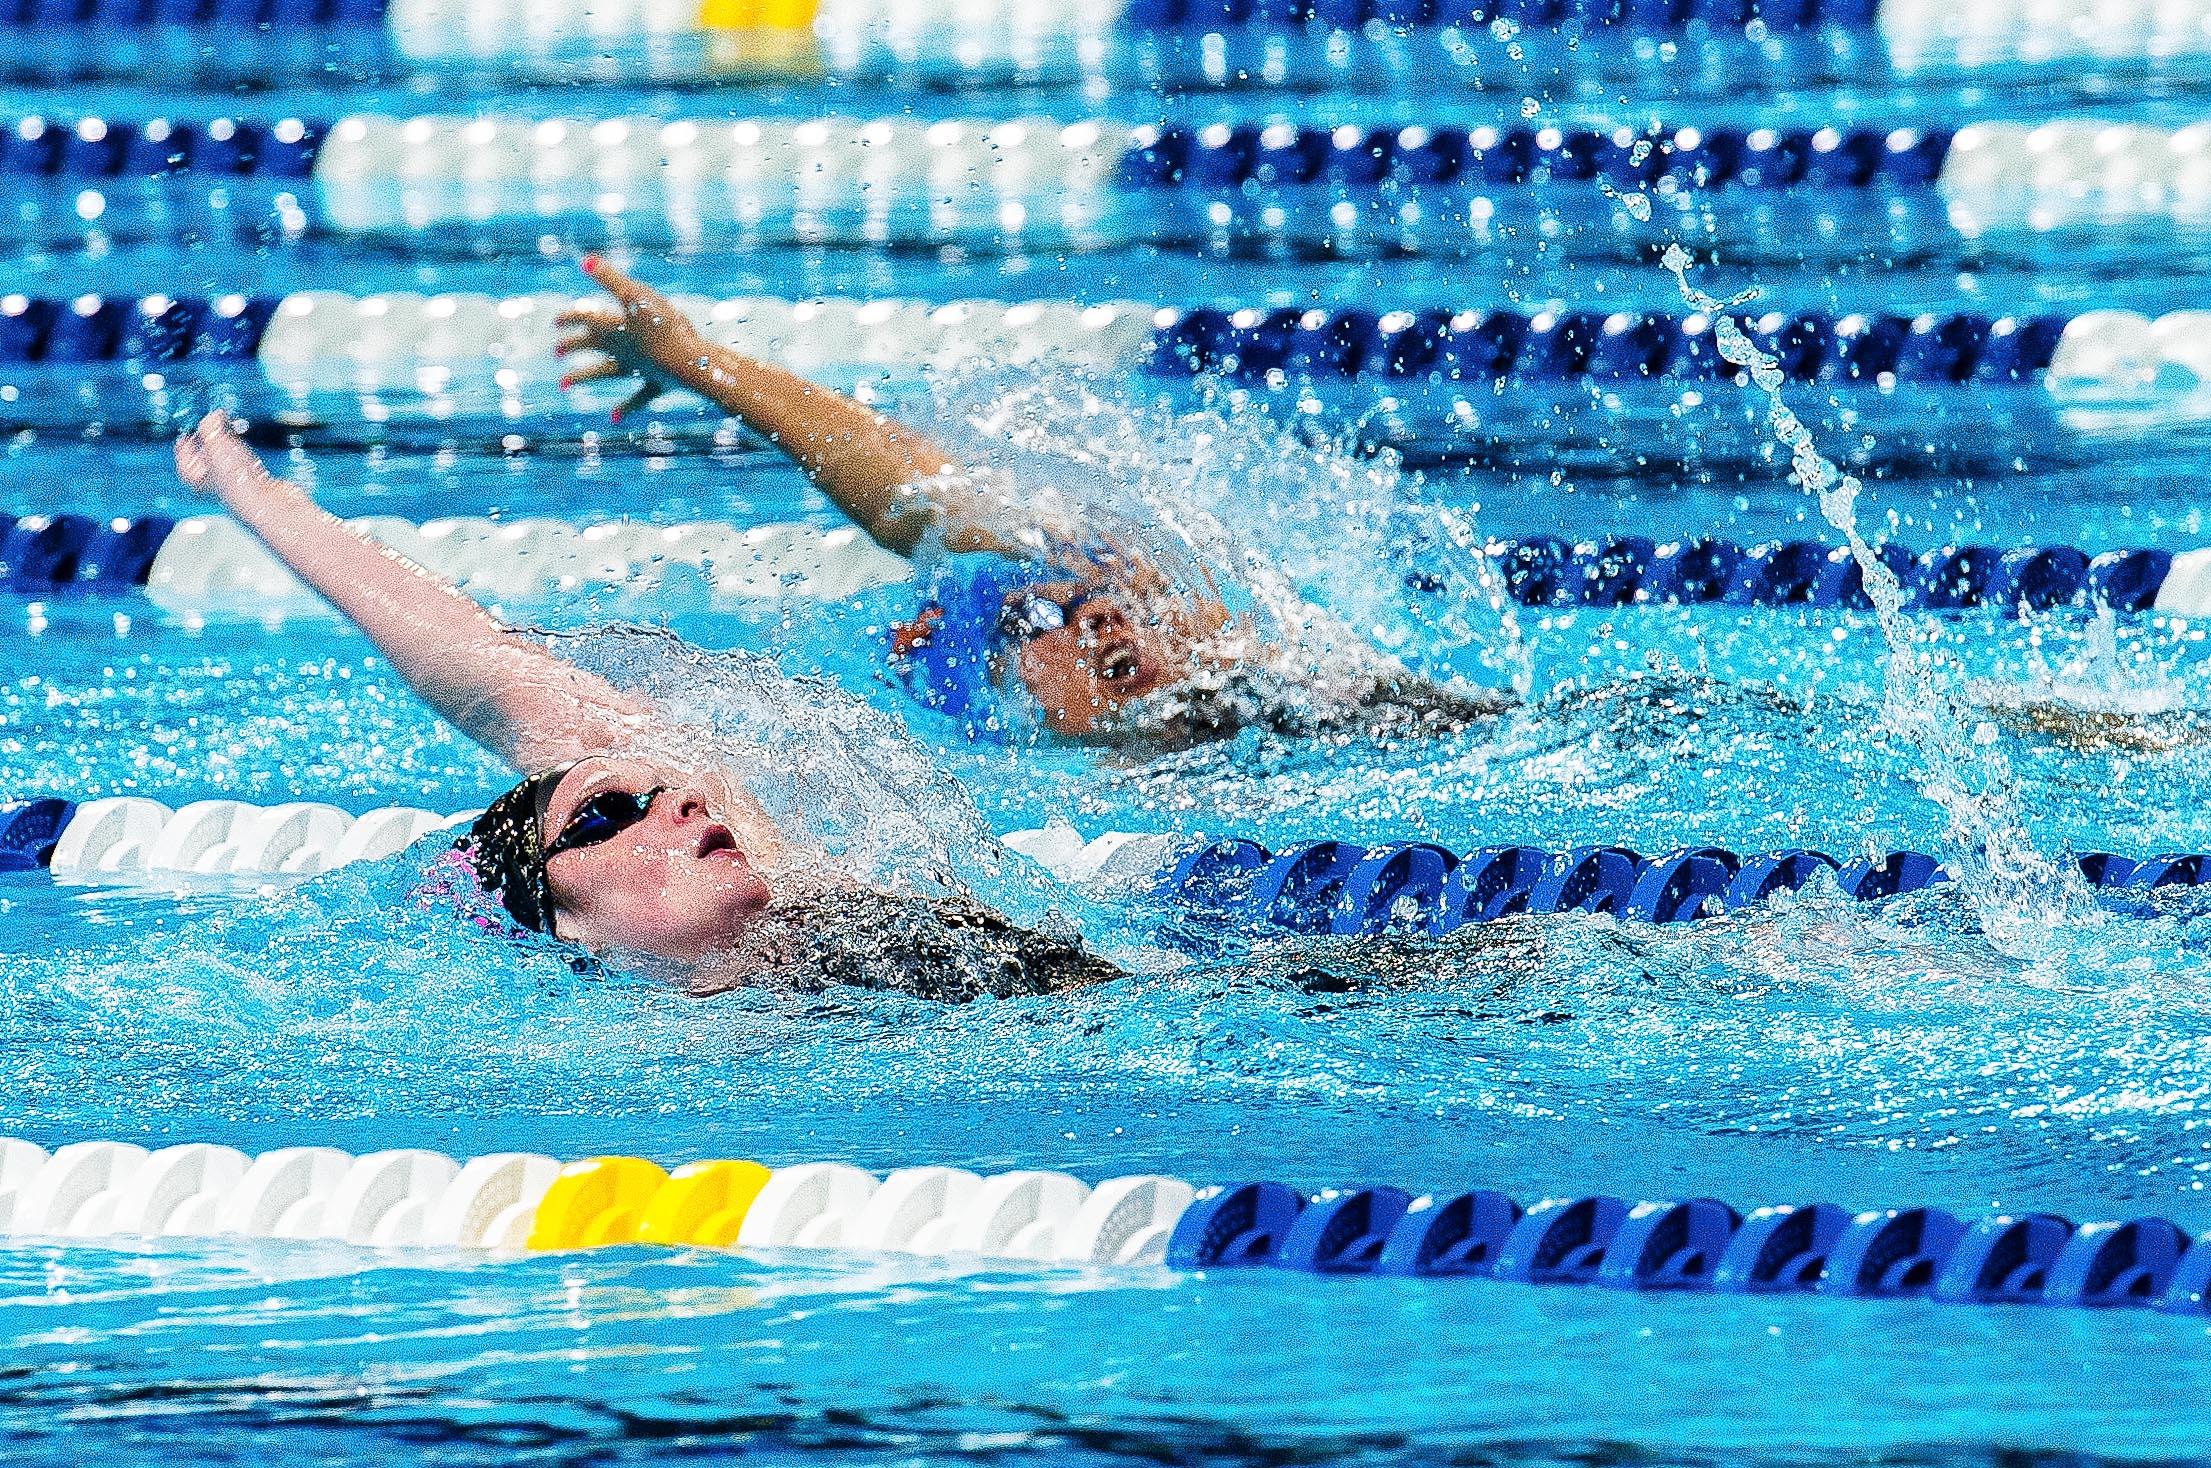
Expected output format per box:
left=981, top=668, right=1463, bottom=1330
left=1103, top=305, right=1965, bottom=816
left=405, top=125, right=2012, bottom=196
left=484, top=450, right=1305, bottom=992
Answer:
left=11, top=13, right=2211, bottom=1466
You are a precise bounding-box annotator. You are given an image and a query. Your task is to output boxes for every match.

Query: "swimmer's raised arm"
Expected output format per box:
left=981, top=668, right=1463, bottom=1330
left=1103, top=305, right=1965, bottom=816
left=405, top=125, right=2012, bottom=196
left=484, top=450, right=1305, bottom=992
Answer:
left=172, top=411, right=650, bottom=772
left=555, top=258, right=1048, bottom=562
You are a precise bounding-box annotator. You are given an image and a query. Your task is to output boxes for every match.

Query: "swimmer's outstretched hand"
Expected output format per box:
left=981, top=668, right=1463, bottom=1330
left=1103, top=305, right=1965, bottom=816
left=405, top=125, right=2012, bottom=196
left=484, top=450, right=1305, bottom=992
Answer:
left=173, top=410, right=277, bottom=509
left=555, top=255, right=704, bottom=424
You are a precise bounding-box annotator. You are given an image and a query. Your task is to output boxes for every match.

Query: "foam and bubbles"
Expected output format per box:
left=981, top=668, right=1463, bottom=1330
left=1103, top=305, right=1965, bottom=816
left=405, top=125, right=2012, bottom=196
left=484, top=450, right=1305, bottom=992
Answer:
left=873, top=366, right=1531, bottom=741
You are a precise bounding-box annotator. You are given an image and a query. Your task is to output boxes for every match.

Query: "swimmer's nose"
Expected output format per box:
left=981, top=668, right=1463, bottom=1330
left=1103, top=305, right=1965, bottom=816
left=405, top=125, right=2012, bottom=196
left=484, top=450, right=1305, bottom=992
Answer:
left=664, top=788, right=711, bottom=824
left=1079, top=602, right=1126, bottom=635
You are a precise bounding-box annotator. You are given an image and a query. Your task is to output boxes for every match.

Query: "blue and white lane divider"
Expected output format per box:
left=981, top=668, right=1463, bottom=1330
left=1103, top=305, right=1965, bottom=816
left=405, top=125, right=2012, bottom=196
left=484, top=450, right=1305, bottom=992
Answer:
left=0, top=513, right=908, bottom=610
left=11, top=113, right=2211, bottom=255
left=140, top=515, right=911, bottom=610
left=5, top=1131, right=2211, bottom=1318
left=6, top=0, right=2206, bottom=86
left=1471, top=535, right=2186, bottom=615
left=2, top=508, right=2205, bottom=623
left=6, top=288, right=2209, bottom=404
left=0, top=509, right=2204, bottom=622
left=1020, top=829, right=2211, bottom=933
left=4, top=796, right=2207, bottom=932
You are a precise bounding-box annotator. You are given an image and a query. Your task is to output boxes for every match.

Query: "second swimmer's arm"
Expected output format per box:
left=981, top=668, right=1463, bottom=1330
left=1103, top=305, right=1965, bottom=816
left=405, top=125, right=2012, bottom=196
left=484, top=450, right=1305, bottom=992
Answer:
left=558, top=258, right=1037, bottom=561
left=174, top=412, right=650, bottom=772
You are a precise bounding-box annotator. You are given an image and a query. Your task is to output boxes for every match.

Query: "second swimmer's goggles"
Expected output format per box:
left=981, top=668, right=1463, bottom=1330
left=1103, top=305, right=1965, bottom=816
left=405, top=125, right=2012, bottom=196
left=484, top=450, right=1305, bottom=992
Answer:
left=995, top=587, right=1102, bottom=645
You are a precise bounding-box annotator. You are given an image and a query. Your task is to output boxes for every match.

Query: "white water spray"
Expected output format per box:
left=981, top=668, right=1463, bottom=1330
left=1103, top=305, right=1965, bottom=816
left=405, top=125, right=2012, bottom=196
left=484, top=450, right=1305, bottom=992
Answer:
left=1662, top=244, right=2099, bottom=952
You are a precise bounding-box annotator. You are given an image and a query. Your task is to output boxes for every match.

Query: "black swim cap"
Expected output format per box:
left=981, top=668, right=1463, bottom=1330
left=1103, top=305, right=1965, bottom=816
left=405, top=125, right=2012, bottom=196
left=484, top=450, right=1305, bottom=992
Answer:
left=457, top=761, right=577, bottom=936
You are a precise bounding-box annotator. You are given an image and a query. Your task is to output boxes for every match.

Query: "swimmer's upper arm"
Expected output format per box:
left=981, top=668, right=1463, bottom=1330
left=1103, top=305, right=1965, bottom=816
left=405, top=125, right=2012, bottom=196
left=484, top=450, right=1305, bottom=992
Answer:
left=450, top=661, right=658, bottom=774
left=178, top=413, right=662, bottom=775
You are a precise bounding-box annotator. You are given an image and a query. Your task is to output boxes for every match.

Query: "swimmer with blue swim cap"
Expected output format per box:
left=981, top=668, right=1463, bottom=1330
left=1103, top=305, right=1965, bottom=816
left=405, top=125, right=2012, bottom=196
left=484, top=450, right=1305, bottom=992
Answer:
left=555, top=259, right=1507, bottom=750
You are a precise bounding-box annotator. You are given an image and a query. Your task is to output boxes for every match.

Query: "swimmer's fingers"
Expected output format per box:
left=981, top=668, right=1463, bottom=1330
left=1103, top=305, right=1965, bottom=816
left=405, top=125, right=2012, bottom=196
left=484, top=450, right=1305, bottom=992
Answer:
left=173, top=429, right=210, bottom=489
left=580, top=255, right=677, bottom=327
left=553, top=329, right=605, bottom=358
left=558, top=357, right=629, bottom=388
left=552, top=306, right=624, bottom=338
left=610, top=379, right=662, bottom=424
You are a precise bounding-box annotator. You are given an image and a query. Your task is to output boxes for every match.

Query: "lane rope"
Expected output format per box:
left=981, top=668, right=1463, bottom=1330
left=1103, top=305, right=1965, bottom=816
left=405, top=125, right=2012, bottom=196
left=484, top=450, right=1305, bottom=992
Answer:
left=0, top=507, right=2195, bottom=623
left=4, top=1130, right=2208, bottom=1312
left=6, top=288, right=2208, bottom=409
left=8, top=114, right=2211, bottom=253
left=3, top=798, right=2202, bottom=932
left=7, top=0, right=2207, bottom=85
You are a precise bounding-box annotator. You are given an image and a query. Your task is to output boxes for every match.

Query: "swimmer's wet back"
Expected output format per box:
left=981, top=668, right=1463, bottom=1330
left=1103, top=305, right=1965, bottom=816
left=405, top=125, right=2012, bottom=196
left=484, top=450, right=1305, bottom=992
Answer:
left=715, top=888, right=1122, bottom=1002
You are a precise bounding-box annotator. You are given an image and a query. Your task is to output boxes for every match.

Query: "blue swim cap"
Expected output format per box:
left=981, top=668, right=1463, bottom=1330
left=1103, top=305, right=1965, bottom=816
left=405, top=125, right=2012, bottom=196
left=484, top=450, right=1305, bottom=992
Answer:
left=886, top=554, right=1064, bottom=742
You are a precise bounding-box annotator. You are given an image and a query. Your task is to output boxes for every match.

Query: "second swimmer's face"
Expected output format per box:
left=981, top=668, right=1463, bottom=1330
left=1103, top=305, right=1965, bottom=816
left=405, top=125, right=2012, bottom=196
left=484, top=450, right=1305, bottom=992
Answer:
left=1007, top=585, right=1179, bottom=737
left=537, top=758, right=772, bottom=961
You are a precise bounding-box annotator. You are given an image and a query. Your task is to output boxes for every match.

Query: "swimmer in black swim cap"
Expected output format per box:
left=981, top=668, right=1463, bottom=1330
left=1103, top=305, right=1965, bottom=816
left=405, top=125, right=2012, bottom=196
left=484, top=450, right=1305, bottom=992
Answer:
left=173, top=411, right=1104, bottom=996
left=555, top=257, right=1508, bottom=750
left=455, top=754, right=772, bottom=959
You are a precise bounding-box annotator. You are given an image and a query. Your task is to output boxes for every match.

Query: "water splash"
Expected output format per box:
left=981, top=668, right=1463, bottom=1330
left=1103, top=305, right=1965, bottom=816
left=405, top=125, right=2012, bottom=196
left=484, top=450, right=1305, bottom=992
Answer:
left=1661, top=244, right=2099, bottom=955
left=1997, top=604, right=2188, bottom=717
left=550, top=624, right=1097, bottom=932
left=884, top=365, right=1526, bottom=730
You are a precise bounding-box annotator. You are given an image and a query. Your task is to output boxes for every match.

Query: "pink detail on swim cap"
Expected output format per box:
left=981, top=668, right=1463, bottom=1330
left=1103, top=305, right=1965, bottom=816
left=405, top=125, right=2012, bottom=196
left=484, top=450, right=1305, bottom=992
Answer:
left=415, top=846, right=523, bottom=936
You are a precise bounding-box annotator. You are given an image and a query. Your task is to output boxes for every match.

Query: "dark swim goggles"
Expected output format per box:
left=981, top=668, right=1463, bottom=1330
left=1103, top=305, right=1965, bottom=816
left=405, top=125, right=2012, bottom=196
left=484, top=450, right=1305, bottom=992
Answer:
left=542, top=786, right=668, bottom=861
left=996, top=586, right=1101, bottom=645
left=460, top=769, right=667, bottom=937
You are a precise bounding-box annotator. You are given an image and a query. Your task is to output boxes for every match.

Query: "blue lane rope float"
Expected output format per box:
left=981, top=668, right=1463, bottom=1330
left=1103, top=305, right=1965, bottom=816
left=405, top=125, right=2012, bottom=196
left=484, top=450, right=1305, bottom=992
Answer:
left=0, top=798, right=74, bottom=871
left=0, top=292, right=274, bottom=364
left=4, top=504, right=2202, bottom=623
left=0, top=515, right=174, bottom=591
left=1465, top=535, right=2176, bottom=616
left=1165, top=1180, right=2211, bottom=1313
left=0, top=113, right=2205, bottom=259
left=1139, top=304, right=2069, bottom=388
left=1148, top=836, right=2211, bottom=936
left=0, top=116, right=322, bottom=180
left=1116, top=121, right=1957, bottom=195
left=1116, top=0, right=1882, bottom=30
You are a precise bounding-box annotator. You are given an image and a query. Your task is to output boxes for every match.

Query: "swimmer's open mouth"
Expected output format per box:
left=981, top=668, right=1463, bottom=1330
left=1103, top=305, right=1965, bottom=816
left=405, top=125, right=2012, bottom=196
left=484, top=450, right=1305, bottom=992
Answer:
left=1100, top=642, right=1142, bottom=683
left=696, top=824, right=739, bottom=860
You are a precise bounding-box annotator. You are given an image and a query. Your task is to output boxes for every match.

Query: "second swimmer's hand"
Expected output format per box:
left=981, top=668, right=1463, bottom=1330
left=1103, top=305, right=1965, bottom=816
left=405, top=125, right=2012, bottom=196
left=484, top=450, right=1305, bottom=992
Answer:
left=174, top=409, right=283, bottom=513
left=555, top=255, right=705, bottom=423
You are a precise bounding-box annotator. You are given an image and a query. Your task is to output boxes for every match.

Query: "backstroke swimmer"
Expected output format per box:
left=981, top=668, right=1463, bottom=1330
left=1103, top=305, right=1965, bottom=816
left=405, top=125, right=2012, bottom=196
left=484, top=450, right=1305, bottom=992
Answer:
left=171, top=410, right=1122, bottom=1003
left=554, top=257, right=1510, bottom=751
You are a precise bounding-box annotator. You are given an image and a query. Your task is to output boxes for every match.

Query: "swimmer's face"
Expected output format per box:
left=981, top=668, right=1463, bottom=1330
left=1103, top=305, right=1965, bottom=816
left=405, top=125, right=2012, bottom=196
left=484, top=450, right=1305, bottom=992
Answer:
left=1007, top=585, right=1179, bottom=738
left=537, top=758, right=772, bottom=961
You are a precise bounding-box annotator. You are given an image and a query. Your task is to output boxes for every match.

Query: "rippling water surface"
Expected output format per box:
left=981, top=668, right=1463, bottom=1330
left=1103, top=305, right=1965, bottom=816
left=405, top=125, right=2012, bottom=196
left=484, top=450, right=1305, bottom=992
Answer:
left=13, top=30, right=2211, bottom=1455
left=6, top=397, right=2211, bottom=1460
